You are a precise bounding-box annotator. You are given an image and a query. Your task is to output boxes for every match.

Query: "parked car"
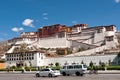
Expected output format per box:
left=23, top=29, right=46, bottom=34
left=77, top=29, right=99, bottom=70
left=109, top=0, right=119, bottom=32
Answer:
left=35, top=68, right=61, bottom=77
left=60, top=64, right=87, bottom=76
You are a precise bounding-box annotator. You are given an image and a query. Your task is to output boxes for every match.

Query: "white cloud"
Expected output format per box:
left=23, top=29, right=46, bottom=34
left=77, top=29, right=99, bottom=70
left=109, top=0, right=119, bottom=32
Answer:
left=72, top=21, right=77, bottom=24
left=114, top=0, right=120, bottom=3
left=43, top=13, right=48, bottom=16
left=22, top=19, right=34, bottom=27
left=11, top=27, right=24, bottom=32
left=43, top=17, right=48, bottom=20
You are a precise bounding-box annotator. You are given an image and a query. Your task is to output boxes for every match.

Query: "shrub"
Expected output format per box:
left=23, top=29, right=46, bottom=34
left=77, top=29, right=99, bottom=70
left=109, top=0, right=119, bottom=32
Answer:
left=89, top=61, right=94, bottom=67
left=55, top=62, right=60, bottom=67
left=10, top=65, right=16, bottom=69
left=81, top=60, right=84, bottom=64
left=0, top=69, right=6, bottom=71
left=0, top=60, right=5, bottom=63
left=98, top=66, right=106, bottom=70
left=108, top=59, right=112, bottom=66
left=117, top=52, right=120, bottom=65
left=25, top=66, right=29, bottom=71
left=99, top=60, right=102, bottom=66
left=107, top=66, right=120, bottom=70
left=101, top=62, right=106, bottom=68
left=52, top=66, right=61, bottom=70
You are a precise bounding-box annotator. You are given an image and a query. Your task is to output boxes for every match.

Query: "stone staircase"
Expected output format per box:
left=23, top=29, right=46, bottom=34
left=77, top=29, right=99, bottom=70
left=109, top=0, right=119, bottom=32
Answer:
left=65, top=45, right=107, bottom=57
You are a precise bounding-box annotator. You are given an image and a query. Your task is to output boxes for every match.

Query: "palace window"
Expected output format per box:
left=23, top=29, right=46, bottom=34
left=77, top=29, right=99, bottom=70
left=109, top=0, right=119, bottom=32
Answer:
left=32, top=57, right=34, bottom=60
left=106, top=36, right=114, bottom=41
left=105, top=26, right=114, bottom=31
left=97, top=29, right=102, bottom=33
left=58, top=32, right=65, bottom=38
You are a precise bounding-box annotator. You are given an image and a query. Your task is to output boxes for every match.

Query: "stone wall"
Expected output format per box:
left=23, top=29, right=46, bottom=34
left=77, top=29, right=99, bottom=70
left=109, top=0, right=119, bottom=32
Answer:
left=0, top=63, right=6, bottom=69
left=44, top=54, right=118, bottom=66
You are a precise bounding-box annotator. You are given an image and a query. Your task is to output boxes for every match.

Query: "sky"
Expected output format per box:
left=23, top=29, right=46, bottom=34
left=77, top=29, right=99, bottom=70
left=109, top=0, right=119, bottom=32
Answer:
left=0, top=0, right=120, bottom=41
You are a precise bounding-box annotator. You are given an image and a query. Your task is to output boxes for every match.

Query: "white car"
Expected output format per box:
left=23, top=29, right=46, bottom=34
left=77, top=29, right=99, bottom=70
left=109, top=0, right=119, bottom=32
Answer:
left=35, top=68, right=61, bottom=77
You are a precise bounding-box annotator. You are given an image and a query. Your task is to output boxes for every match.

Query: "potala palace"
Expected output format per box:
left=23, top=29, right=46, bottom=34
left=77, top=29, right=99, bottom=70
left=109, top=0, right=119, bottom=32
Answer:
left=5, top=24, right=120, bottom=67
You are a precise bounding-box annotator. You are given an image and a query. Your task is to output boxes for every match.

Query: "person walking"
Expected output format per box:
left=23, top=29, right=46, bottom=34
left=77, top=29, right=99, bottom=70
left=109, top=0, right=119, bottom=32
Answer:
left=36, top=66, right=40, bottom=71
left=21, top=66, right=26, bottom=73
left=6, top=65, right=10, bottom=72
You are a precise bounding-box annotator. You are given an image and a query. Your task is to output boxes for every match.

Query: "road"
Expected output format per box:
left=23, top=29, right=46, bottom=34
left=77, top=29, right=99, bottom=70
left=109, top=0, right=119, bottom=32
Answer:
left=0, top=73, right=120, bottom=80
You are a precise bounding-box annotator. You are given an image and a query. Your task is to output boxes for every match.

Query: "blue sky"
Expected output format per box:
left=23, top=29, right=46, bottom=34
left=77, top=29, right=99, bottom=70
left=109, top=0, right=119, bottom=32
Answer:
left=0, top=0, right=120, bottom=41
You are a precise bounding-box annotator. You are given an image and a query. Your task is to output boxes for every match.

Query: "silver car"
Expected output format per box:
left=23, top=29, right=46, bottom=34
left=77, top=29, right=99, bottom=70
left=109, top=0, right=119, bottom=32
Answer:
left=60, top=64, right=87, bottom=76
left=35, top=68, right=61, bottom=77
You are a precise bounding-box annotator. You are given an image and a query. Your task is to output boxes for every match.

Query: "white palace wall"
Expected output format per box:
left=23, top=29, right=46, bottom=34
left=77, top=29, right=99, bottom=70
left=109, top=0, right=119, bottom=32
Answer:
left=39, top=37, right=71, bottom=48
left=44, top=54, right=118, bottom=66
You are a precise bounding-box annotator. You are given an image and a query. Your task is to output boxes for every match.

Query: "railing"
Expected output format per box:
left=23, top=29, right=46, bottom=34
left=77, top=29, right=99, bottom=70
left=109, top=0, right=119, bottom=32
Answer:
left=68, top=35, right=92, bottom=40
left=68, top=32, right=94, bottom=37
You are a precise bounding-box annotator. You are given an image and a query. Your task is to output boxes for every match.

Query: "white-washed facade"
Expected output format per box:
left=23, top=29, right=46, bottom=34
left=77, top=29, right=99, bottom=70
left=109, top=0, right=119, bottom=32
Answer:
left=5, top=24, right=120, bottom=67
left=5, top=51, right=45, bottom=67
left=38, top=25, right=118, bottom=53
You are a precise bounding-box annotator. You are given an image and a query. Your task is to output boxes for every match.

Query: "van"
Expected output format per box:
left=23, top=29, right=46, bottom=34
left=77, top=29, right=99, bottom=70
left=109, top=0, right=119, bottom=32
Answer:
left=60, top=64, right=87, bottom=76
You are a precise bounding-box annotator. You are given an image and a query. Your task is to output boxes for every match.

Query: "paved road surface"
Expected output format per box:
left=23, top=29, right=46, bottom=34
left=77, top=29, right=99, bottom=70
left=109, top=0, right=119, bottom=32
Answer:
left=0, top=73, right=120, bottom=80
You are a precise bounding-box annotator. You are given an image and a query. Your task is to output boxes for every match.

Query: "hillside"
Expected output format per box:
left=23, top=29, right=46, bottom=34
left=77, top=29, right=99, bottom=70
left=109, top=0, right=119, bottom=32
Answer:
left=0, top=41, right=10, bottom=55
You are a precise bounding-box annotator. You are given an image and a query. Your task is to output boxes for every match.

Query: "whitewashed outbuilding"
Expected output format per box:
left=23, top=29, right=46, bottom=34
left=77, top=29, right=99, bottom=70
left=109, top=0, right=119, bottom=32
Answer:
left=5, top=51, right=45, bottom=67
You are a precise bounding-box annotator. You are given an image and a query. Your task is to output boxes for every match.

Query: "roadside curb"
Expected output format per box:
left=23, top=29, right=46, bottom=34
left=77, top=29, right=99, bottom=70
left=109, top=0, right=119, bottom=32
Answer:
left=98, top=70, right=120, bottom=74
left=0, top=71, right=36, bottom=74
left=86, top=70, right=120, bottom=74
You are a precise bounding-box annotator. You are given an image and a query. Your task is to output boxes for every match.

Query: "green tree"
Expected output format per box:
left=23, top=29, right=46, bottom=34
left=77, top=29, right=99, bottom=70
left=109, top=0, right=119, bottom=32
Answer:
left=117, top=52, right=120, bottom=65
left=108, top=59, right=112, bottom=66
left=81, top=60, right=84, bottom=64
left=55, top=62, right=60, bottom=67
left=99, top=60, right=106, bottom=68
left=89, top=61, right=94, bottom=67
left=99, top=60, right=102, bottom=66
left=101, top=62, right=106, bottom=68
left=49, top=63, right=53, bottom=67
